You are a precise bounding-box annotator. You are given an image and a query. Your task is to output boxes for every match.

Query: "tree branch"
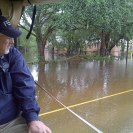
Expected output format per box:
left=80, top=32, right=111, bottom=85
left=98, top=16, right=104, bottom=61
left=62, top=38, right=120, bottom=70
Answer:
left=19, top=24, right=36, bottom=37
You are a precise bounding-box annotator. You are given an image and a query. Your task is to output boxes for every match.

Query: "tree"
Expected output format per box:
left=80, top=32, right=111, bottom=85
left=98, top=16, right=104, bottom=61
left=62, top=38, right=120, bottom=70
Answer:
left=20, top=0, right=133, bottom=58
left=21, top=3, right=61, bottom=60
left=57, top=0, right=133, bottom=56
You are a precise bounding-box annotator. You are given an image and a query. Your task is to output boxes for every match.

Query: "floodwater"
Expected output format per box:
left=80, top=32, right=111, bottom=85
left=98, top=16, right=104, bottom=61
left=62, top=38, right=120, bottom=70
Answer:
left=28, top=59, right=133, bottom=133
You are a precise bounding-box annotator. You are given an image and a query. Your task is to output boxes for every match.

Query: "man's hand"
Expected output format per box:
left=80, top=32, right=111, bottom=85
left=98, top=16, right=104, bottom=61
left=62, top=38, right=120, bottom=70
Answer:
left=28, top=120, right=52, bottom=133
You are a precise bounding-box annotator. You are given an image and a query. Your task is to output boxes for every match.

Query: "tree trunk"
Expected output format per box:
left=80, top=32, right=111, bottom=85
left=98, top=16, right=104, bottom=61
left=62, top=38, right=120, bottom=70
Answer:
left=100, top=31, right=110, bottom=56
left=36, top=36, right=46, bottom=61
left=51, top=47, right=55, bottom=60
left=126, top=40, right=129, bottom=60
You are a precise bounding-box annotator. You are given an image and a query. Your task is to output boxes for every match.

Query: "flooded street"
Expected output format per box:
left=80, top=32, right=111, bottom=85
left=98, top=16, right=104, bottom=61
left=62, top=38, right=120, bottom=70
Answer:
left=29, top=59, right=133, bottom=133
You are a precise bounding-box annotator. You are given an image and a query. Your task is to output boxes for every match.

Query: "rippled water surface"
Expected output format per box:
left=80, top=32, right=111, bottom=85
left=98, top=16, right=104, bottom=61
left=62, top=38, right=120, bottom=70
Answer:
left=29, top=59, right=133, bottom=133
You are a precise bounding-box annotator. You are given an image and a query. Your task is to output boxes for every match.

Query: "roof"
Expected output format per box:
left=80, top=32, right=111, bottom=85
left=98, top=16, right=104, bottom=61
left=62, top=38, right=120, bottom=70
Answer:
left=0, top=0, right=61, bottom=27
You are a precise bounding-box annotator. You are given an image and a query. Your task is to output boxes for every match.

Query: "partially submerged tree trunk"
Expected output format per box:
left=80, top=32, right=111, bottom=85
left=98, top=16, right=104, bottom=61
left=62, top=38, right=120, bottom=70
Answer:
left=100, top=31, right=110, bottom=56
left=35, top=25, right=55, bottom=61
left=35, top=28, right=45, bottom=61
left=126, top=40, right=129, bottom=60
left=36, top=38, right=45, bottom=60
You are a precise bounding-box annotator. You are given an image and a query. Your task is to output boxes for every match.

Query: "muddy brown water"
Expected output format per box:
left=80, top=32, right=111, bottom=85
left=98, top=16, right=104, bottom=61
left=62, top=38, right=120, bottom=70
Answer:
left=28, top=59, right=133, bottom=133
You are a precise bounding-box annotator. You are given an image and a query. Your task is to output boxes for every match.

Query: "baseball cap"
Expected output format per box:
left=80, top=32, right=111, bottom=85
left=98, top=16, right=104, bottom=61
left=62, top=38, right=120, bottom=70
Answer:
left=0, top=15, right=21, bottom=38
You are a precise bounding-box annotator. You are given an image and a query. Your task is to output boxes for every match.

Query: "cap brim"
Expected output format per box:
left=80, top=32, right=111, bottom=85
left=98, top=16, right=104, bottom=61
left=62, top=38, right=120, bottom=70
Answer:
left=1, top=27, right=22, bottom=38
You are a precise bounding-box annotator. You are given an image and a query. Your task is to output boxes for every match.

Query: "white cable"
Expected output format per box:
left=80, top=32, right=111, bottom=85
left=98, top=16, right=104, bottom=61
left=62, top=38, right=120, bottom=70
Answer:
left=35, top=82, right=103, bottom=133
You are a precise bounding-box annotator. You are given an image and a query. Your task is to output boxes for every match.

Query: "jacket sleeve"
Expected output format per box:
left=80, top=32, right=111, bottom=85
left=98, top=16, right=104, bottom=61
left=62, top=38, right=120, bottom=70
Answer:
left=10, top=48, right=40, bottom=123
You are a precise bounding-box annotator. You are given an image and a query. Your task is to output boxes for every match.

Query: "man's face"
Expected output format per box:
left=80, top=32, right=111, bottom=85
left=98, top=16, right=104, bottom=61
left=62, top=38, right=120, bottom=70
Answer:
left=0, top=33, right=14, bottom=55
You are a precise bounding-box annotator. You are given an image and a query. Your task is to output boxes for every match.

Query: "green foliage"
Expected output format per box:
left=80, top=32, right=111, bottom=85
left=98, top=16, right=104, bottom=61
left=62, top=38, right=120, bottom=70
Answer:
left=62, top=0, right=133, bottom=37
left=20, top=0, right=133, bottom=58
left=55, top=0, right=133, bottom=55
left=19, top=28, right=36, bottom=47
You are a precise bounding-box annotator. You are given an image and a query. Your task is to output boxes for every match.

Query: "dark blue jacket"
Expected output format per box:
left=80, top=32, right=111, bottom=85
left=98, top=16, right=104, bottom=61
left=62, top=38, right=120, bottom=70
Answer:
left=0, top=47, right=40, bottom=125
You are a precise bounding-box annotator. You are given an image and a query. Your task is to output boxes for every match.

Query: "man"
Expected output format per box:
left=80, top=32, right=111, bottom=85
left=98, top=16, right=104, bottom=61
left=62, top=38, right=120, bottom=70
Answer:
left=0, top=15, right=52, bottom=133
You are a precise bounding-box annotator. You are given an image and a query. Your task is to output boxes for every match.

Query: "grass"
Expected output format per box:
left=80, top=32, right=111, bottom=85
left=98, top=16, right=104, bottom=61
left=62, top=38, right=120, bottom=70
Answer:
left=81, top=55, right=113, bottom=61
left=26, top=54, right=114, bottom=65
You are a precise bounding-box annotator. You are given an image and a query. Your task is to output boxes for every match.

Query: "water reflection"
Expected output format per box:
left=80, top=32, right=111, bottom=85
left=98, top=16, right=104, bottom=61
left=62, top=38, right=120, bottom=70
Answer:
left=99, top=61, right=112, bottom=95
left=28, top=59, right=133, bottom=132
left=29, top=59, right=133, bottom=108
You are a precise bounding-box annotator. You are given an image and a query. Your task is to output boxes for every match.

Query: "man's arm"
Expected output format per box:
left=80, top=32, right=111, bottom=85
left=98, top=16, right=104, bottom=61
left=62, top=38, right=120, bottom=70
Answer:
left=10, top=48, right=52, bottom=133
